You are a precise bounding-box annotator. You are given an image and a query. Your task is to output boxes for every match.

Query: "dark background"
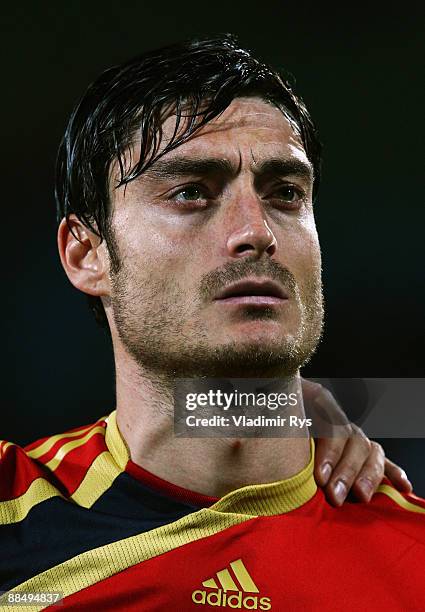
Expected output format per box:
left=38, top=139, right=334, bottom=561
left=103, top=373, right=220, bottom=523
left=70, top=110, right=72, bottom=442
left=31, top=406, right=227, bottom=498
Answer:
left=2, top=3, right=424, bottom=492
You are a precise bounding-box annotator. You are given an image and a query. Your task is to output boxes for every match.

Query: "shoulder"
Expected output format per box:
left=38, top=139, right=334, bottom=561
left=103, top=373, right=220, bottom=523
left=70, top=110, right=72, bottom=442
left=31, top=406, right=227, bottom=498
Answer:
left=361, top=478, right=425, bottom=545
left=372, top=478, right=425, bottom=515
left=23, top=415, right=109, bottom=478
left=375, top=480, right=425, bottom=514
left=0, top=414, right=113, bottom=524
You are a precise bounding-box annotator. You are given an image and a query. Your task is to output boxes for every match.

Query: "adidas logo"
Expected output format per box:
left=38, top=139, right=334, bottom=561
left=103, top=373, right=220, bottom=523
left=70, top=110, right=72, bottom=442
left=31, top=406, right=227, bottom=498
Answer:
left=192, top=558, right=272, bottom=610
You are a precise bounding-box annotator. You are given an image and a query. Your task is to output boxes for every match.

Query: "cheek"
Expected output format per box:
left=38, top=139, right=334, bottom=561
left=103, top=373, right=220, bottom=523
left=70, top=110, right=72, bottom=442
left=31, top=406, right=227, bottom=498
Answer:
left=303, top=224, right=322, bottom=271
left=278, top=221, right=321, bottom=284
left=115, top=215, right=200, bottom=292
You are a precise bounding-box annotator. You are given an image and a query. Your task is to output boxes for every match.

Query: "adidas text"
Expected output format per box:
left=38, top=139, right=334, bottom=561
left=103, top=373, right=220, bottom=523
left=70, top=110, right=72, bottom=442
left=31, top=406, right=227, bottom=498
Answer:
left=192, top=589, right=272, bottom=610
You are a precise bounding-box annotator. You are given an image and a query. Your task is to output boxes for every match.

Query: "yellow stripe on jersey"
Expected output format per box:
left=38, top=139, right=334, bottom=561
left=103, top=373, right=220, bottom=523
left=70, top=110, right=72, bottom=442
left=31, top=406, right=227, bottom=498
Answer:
left=0, top=478, right=62, bottom=525
left=377, top=484, right=425, bottom=515
left=104, top=411, right=130, bottom=470
left=0, top=441, right=13, bottom=458
left=26, top=423, right=98, bottom=460
left=6, top=507, right=254, bottom=612
left=71, top=449, right=125, bottom=508
left=43, top=426, right=106, bottom=472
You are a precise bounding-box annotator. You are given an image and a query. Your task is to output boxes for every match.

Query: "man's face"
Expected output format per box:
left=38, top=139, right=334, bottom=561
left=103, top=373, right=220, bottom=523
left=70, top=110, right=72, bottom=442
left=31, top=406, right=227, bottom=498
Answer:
left=106, top=97, right=323, bottom=378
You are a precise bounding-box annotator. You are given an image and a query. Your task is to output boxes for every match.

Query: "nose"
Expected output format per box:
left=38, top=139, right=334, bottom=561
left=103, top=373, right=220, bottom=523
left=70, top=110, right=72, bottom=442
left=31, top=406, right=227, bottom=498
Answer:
left=225, top=200, right=277, bottom=259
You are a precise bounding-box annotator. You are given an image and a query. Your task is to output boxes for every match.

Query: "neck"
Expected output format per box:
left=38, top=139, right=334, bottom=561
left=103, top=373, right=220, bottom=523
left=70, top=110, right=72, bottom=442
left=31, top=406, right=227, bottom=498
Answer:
left=114, top=345, right=311, bottom=498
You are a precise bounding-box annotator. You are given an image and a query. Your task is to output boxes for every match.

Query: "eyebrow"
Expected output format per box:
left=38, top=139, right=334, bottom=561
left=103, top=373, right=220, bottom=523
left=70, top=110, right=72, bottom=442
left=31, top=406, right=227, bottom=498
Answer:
left=142, top=156, right=314, bottom=183
left=252, top=158, right=314, bottom=183
left=143, top=157, right=235, bottom=180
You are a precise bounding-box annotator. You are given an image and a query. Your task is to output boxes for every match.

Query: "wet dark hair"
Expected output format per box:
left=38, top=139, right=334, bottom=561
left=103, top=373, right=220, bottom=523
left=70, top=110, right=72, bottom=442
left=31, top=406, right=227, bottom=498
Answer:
left=55, top=34, right=322, bottom=328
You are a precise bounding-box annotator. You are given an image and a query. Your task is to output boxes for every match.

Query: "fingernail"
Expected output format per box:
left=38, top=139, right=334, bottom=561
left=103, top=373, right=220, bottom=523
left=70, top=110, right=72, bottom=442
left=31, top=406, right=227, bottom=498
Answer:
left=400, top=470, right=411, bottom=483
left=333, top=480, right=347, bottom=504
left=321, top=462, right=332, bottom=482
left=358, top=477, right=374, bottom=501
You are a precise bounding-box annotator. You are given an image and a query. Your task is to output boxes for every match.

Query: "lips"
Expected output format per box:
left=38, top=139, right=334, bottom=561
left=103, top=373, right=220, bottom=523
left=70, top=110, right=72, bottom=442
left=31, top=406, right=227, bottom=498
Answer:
left=214, top=278, right=288, bottom=301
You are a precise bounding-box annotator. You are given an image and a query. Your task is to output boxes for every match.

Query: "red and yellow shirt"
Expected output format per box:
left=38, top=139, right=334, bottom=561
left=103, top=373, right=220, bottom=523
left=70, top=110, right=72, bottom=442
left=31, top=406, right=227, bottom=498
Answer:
left=1, top=411, right=424, bottom=611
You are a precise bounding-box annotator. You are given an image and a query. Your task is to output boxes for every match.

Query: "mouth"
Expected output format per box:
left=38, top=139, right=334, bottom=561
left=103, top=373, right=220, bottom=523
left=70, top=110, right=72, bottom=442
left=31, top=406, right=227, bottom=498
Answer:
left=213, top=278, right=289, bottom=306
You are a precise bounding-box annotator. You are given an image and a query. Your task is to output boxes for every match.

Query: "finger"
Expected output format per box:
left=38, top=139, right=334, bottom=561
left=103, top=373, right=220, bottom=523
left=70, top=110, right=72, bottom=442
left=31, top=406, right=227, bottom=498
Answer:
left=314, top=436, right=348, bottom=487
left=324, top=433, right=372, bottom=506
left=384, top=458, right=413, bottom=493
left=308, top=381, right=354, bottom=487
left=303, top=379, right=351, bottom=439
left=301, top=378, right=324, bottom=404
left=350, top=441, right=386, bottom=502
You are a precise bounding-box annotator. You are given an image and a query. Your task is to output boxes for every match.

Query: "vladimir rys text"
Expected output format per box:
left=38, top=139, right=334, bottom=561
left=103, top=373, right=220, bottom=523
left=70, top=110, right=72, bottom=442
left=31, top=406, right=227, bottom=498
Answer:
left=185, top=414, right=312, bottom=428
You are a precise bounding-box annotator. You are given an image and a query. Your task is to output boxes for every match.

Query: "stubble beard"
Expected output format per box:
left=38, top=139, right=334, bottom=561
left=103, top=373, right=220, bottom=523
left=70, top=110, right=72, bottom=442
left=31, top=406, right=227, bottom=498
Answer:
left=110, top=259, right=324, bottom=382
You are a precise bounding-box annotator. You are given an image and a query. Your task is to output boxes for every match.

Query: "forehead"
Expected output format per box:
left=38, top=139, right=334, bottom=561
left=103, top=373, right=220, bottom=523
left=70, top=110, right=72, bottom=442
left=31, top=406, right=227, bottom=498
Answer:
left=159, top=97, right=308, bottom=162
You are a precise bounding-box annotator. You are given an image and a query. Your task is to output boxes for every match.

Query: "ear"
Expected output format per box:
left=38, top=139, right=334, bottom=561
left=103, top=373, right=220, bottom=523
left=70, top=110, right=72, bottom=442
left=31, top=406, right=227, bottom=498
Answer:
left=57, top=215, right=111, bottom=297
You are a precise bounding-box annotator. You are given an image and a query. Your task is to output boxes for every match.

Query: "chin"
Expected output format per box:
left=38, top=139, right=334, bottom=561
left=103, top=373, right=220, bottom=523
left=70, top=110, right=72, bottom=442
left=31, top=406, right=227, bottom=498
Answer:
left=200, top=340, right=304, bottom=379
left=223, top=328, right=298, bottom=350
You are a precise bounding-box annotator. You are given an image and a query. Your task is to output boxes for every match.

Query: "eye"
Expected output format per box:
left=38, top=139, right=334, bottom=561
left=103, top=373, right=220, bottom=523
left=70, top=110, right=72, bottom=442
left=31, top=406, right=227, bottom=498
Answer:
left=172, top=184, right=206, bottom=204
left=274, top=184, right=302, bottom=202
left=268, top=183, right=306, bottom=209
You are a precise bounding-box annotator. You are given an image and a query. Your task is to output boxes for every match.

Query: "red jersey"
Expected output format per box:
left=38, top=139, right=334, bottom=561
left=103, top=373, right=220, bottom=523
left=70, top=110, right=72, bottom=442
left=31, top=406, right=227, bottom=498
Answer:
left=0, top=411, right=424, bottom=611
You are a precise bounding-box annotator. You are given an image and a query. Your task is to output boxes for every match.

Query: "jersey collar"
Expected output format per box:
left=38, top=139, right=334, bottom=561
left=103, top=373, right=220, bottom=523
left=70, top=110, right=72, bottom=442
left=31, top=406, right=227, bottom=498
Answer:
left=105, top=410, right=317, bottom=516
